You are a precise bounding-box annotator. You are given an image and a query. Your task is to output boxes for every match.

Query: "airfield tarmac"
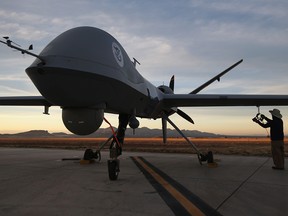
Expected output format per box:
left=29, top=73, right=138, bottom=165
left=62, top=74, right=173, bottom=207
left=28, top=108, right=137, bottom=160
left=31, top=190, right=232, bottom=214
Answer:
left=0, top=148, right=287, bottom=216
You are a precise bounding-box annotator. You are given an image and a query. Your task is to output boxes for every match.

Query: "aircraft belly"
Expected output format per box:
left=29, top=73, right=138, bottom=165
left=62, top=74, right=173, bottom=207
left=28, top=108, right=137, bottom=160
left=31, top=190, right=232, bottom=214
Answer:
left=25, top=66, right=152, bottom=116
left=107, top=83, right=151, bottom=115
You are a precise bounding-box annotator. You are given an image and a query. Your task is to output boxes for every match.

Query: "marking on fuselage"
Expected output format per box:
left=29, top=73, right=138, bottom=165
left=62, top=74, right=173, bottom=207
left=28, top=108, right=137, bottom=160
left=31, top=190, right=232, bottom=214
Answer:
left=112, top=42, right=124, bottom=67
left=131, top=156, right=222, bottom=216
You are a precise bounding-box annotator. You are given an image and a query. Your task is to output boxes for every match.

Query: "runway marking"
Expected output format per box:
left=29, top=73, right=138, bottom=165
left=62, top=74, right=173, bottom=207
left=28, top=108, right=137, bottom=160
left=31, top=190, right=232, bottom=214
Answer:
left=131, top=156, right=222, bottom=216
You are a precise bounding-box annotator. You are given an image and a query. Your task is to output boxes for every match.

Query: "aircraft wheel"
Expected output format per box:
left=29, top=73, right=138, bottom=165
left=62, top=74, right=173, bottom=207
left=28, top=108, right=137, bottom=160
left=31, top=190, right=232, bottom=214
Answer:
left=108, top=159, right=119, bottom=181
left=83, top=149, right=94, bottom=160
left=207, top=151, right=214, bottom=163
left=197, top=154, right=203, bottom=165
left=94, top=150, right=101, bottom=162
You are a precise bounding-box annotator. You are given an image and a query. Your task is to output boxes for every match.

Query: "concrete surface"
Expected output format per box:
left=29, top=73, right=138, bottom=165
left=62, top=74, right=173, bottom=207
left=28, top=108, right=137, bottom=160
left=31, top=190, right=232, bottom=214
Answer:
left=0, top=148, right=287, bottom=215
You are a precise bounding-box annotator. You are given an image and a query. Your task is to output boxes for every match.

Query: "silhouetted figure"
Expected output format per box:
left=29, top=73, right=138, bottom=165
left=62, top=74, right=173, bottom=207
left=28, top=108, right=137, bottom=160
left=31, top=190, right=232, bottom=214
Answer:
left=253, top=109, right=285, bottom=170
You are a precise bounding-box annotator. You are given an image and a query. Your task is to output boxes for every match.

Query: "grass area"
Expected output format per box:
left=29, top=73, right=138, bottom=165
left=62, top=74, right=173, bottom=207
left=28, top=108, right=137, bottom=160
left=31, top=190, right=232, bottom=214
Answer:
left=0, top=137, right=287, bottom=157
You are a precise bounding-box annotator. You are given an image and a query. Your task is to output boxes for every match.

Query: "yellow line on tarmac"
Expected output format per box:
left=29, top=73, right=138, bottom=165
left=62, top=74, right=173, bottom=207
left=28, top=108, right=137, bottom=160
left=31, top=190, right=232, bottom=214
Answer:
left=134, top=157, right=205, bottom=216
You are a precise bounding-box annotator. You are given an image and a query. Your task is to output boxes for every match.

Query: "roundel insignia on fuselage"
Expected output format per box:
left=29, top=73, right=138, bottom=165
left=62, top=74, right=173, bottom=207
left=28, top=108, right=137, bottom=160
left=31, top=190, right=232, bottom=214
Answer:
left=112, top=42, right=124, bottom=67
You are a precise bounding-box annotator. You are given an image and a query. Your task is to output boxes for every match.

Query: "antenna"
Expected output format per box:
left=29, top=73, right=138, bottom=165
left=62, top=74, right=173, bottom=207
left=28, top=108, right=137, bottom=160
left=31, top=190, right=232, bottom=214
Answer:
left=21, top=44, right=33, bottom=54
left=132, top=58, right=141, bottom=68
left=0, top=37, right=45, bottom=63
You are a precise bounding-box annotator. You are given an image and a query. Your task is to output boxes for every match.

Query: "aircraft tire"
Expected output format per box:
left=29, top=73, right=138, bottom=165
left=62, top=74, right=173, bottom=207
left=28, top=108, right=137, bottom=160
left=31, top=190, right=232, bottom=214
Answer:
left=83, top=149, right=94, bottom=160
left=94, top=150, right=101, bottom=162
left=108, top=160, right=119, bottom=180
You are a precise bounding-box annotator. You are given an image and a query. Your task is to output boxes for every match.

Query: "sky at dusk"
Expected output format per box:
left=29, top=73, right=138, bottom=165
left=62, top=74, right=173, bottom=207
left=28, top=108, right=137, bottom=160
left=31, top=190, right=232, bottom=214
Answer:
left=0, top=0, right=288, bottom=136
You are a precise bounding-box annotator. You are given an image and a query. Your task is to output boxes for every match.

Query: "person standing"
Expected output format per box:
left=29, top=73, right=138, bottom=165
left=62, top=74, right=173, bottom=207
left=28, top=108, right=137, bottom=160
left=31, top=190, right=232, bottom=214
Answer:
left=253, top=109, right=285, bottom=170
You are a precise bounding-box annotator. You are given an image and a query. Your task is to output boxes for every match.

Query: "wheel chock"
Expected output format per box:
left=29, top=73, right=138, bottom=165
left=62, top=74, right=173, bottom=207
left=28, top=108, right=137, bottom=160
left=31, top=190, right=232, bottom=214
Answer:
left=207, top=162, right=218, bottom=168
left=80, top=159, right=95, bottom=165
left=206, top=151, right=218, bottom=168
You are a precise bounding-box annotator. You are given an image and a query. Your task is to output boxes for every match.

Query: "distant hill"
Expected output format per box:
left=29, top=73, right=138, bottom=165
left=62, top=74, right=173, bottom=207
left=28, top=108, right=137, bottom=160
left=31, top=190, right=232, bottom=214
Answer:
left=0, top=128, right=223, bottom=138
left=124, top=127, right=221, bottom=138
left=0, top=130, right=54, bottom=138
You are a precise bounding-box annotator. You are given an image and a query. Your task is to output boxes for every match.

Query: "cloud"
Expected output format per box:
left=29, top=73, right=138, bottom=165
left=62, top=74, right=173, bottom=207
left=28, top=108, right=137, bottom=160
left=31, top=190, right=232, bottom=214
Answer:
left=206, top=0, right=288, bottom=19
left=0, top=0, right=287, bottom=135
left=0, top=10, right=50, bottom=40
left=0, top=74, right=29, bottom=81
left=0, top=84, right=34, bottom=96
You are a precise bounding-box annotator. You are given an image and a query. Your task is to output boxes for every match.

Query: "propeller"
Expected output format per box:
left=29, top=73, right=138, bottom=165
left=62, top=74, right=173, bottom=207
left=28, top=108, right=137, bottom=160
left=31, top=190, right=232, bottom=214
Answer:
left=176, top=109, right=194, bottom=124
left=169, top=75, right=174, bottom=92
left=161, top=75, right=194, bottom=143
left=160, top=60, right=243, bottom=143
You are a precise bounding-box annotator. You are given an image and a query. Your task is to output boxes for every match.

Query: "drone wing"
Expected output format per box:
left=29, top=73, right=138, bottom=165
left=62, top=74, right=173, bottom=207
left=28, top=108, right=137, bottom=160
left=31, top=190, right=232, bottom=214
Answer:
left=162, top=94, right=288, bottom=108
left=0, top=96, right=52, bottom=106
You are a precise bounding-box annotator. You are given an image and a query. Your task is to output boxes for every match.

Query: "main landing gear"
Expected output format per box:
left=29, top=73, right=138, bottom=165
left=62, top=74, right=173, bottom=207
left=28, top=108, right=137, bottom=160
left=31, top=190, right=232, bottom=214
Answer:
left=162, top=113, right=214, bottom=165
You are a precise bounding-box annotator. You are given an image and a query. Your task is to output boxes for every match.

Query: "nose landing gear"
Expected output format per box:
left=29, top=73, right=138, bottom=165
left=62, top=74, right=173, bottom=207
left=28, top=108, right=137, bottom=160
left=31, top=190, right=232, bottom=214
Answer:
left=102, top=116, right=123, bottom=181
left=81, top=116, right=124, bottom=181
left=108, top=159, right=120, bottom=180
left=107, top=138, right=122, bottom=181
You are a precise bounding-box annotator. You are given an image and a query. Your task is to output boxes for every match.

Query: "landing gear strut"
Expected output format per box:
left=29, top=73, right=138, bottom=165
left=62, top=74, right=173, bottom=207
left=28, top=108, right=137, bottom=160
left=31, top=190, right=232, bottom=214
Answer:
left=162, top=113, right=214, bottom=165
left=106, top=114, right=129, bottom=180
left=82, top=132, right=114, bottom=162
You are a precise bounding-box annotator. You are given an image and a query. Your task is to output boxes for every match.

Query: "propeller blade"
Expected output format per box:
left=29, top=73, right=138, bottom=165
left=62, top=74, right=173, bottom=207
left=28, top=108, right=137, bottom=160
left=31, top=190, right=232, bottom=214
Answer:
left=162, top=118, right=167, bottom=143
left=177, top=109, right=194, bottom=124
left=169, top=75, right=175, bottom=92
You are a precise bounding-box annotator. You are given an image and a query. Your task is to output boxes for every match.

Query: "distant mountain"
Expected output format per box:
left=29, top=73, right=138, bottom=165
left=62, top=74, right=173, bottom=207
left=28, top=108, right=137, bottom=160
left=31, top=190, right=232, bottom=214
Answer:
left=124, top=127, right=221, bottom=138
left=0, top=130, right=54, bottom=138
left=0, top=128, right=223, bottom=138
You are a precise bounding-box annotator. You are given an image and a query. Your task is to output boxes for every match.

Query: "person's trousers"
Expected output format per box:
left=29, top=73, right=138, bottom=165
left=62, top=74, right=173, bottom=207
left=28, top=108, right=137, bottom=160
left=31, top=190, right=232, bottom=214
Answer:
left=271, top=140, right=285, bottom=169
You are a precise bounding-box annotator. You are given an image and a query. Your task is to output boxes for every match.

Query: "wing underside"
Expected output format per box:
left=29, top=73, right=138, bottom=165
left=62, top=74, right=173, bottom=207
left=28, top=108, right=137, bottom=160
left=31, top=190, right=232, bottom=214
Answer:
left=0, top=96, right=52, bottom=106
left=1, top=94, right=287, bottom=110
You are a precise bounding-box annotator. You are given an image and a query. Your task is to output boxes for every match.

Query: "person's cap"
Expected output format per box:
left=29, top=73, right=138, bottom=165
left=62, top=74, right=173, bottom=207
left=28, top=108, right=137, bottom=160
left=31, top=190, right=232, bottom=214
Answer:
left=269, top=109, right=282, bottom=119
